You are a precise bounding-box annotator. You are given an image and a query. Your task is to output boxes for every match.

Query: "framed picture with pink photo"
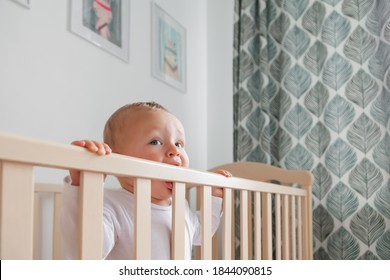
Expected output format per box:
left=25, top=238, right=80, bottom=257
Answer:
left=152, top=3, right=186, bottom=92
left=70, top=0, right=130, bottom=62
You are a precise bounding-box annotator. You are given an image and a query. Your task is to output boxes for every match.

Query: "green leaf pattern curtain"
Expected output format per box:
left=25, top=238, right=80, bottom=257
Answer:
left=233, top=0, right=390, bottom=259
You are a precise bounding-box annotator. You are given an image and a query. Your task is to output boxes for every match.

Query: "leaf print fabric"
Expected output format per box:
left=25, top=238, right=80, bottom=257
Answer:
left=234, top=0, right=390, bottom=259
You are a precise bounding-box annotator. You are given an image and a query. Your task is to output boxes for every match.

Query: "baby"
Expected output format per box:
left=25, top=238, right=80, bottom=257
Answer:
left=60, top=101, right=230, bottom=259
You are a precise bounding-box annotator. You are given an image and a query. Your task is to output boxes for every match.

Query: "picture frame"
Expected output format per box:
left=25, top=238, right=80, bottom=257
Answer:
left=70, top=0, right=130, bottom=62
left=151, top=3, right=186, bottom=92
left=11, top=0, right=31, bottom=9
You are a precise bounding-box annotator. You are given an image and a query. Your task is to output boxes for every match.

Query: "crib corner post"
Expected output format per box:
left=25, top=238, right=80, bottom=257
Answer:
left=0, top=161, right=34, bottom=260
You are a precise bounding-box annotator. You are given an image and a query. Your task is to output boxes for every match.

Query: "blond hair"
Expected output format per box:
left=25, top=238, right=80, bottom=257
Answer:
left=103, top=101, right=168, bottom=148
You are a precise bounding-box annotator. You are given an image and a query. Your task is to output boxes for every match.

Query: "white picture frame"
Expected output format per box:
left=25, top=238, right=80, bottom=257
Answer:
left=70, top=0, right=130, bottom=62
left=11, top=0, right=31, bottom=9
left=152, top=3, right=186, bottom=92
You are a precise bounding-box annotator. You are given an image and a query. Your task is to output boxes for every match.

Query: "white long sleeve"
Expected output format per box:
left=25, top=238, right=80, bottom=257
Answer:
left=60, top=177, right=222, bottom=259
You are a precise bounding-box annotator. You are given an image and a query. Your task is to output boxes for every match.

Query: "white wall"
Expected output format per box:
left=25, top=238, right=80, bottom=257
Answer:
left=0, top=0, right=234, bottom=259
left=0, top=0, right=233, bottom=179
left=207, top=0, right=234, bottom=169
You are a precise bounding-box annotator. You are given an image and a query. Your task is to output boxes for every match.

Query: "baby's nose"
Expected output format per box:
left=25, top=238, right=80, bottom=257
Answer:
left=168, top=150, right=179, bottom=157
left=167, top=145, right=180, bottom=157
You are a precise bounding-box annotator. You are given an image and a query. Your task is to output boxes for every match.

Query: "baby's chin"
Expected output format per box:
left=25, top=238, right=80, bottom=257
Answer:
left=149, top=182, right=174, bottom=205
left=151, top=180, right=174, bottom=191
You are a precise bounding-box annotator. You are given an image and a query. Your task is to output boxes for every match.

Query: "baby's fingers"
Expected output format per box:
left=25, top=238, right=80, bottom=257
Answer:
left=71, top=140, right=112, bottom=155
left=214, top=169, right=232, bottom=178
left=85, top=140, right=112, bottom=155
left=71, top=140, right=87, bottom=148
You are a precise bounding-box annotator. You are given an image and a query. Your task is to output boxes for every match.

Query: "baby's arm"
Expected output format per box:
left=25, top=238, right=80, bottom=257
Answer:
left=69, top=140, right=112, bottom=186
left=61, top=140, right=113, bottom=259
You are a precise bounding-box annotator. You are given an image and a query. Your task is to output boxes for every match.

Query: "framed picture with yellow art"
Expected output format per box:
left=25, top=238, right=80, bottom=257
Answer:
left=70, top=0, right=130, bottom=62
left=152, top=3, right=186, bottom=92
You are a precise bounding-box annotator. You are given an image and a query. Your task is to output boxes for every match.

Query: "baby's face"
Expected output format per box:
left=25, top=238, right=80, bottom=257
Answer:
left=115, top=109, right=189, bottom=205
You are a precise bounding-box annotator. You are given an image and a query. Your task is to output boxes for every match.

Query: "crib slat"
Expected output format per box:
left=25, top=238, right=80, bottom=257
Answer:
left=0, top=161, right=34, bottom=259
left=201, top=186, right=212, bottom=259
left=247, top=192, right=253, bottom=260
left=275, top=194, right=281, bottom=260
left=262, top=193, right=272, bottom=259
left=297, top=196, right=303, bottom=260
left=302, top=187, right=313, bottom=259
left=290, top=196, right=297, bottom=260
left=53, top=192, right=62, bottom=260
left=33, top=193, right=41, bottom=259
left=240, top=190, right=249, bottom=260
left=134, top=178, right=151, bottom=259
left=231, top=190, right=236, bottom=260
left=254, top=191, right=261, bottom=259
left=222, top=188, right=232, bottom=259
left=282, top=194, right=290, bottom=259
left=172, top=182, right=186, bottom=260
left=79, top=172, right=104, bottom=259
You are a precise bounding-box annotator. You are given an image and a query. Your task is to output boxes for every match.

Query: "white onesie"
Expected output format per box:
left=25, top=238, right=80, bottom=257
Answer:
left=60, top=178, right=222, bottom=259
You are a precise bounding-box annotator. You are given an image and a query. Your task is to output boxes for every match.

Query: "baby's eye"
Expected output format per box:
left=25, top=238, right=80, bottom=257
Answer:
left=175, top=142, right=184, bottom=148
left=150, top=140, right=162, bottom=145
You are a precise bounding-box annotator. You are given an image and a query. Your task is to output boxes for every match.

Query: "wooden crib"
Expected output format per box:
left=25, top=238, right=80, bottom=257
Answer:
left=0, top=132, right=313, bottom=260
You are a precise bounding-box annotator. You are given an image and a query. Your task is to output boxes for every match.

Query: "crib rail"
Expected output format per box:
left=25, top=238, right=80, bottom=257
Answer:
left=0, top=132, right=312, bottom=260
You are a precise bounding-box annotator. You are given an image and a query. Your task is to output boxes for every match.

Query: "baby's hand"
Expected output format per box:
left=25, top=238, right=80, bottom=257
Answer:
left=71, top=140, right=112, bottom=156
left=211, top=169, right=232, bottom=198
left=69, top=140, right=112, bottom=186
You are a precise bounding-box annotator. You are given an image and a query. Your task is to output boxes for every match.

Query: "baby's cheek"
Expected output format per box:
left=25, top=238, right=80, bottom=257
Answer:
left=182, top=155, right=189, bottom=168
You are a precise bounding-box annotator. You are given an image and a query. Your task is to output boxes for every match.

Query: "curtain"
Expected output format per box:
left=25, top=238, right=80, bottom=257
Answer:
left=233, top=0, right=390, bottom=259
